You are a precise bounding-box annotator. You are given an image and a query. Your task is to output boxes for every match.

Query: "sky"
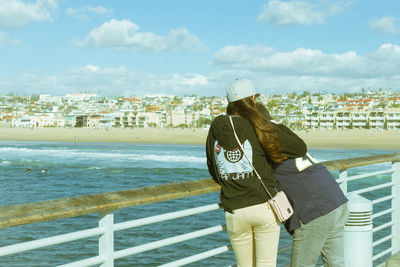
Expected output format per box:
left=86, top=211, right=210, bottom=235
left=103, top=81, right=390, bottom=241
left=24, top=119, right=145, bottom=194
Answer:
left=0, top=0, right=400, bottom=97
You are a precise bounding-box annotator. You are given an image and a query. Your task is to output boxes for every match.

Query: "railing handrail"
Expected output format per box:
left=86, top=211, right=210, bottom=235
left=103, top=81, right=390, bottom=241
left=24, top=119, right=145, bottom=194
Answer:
left=0, top=178, right=221, bottom=229
left=323, top=152, right=400, bottom=171
left=1, top=152, right=399, bottom=229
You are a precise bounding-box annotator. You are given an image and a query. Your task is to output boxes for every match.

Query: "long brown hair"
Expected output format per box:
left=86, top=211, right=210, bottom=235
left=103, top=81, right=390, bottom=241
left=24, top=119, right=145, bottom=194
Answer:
left=226, top=96, right=287, bottom=164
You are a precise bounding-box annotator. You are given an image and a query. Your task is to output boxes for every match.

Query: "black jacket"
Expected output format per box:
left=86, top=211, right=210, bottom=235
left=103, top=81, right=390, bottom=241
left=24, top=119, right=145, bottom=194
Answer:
left=275, top=153, right=348, bottom=233
left=258, top=104, right=348, bottom=233
left=206, top=115, right=276, bottom=212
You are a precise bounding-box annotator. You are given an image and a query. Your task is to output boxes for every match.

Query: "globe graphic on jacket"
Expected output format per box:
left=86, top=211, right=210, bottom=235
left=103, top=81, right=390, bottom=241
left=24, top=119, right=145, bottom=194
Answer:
left=224, top=149, right=243, bottom=163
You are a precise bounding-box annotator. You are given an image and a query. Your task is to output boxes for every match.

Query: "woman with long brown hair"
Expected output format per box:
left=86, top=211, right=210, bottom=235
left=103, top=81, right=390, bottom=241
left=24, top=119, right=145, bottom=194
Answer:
left=206, top=79, right=304, bottom=266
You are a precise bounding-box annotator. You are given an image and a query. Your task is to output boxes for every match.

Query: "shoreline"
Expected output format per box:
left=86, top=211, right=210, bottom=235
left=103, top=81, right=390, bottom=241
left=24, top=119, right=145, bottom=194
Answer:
left=0, top=127, right=399, bottom=150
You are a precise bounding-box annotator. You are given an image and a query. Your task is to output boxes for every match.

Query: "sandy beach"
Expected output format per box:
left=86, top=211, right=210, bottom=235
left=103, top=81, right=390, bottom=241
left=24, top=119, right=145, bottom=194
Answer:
left=0, top=127, right=399, bottom=150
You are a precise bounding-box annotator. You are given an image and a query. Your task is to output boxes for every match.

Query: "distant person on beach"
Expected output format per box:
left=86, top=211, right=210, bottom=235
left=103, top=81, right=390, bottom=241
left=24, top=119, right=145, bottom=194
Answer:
left=207, top=78, right=349, bottom=267
left=206, top=79, right=284, bottom=266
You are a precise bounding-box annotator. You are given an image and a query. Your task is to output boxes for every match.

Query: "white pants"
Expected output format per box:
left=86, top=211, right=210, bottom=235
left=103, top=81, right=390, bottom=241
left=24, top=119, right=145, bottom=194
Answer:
left=225, top=202, right=281, bottom=267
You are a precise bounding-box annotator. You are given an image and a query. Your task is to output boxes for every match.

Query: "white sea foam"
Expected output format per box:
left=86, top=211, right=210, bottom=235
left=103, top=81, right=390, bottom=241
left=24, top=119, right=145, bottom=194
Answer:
left=88, top=166, right=105, bottom=170
left=0, top=147, right=205, bottom=164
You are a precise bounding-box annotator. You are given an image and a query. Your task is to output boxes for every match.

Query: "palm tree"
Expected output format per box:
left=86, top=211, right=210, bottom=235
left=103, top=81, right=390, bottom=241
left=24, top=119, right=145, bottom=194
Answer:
left=266, top=99, right=280, bottom=117
left=284, top=104, right=297, bottom=126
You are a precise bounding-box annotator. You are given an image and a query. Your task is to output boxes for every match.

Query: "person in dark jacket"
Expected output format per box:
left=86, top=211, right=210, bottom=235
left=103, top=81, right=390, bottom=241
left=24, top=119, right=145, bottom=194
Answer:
left=206, top=79, right=287, bottom=267
left=257, top=104, right=349, bottom=267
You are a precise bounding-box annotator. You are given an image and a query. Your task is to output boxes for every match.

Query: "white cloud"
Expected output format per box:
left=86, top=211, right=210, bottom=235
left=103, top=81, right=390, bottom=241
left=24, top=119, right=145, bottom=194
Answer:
left=84, top=64, right=101, bottom=72
left=0, top=0, right=59, bottom=29
left=0, top=65, right=212, bottom=96
left=0, top=31, right=21, bottom=47
left=369, top=16, right=400, bottom=35
left=66, top=5, right=113, bottom=21
left=213, top=44, right=400, bottom=78
left=257, top=0, right=349, bottom=26
left=171, top=73, right=208, bottom=87
left=2, top=44, right=400, bottom=96
left=72, top=19, right=203, bottom=52
left=212, top=43, right=400, bottom=92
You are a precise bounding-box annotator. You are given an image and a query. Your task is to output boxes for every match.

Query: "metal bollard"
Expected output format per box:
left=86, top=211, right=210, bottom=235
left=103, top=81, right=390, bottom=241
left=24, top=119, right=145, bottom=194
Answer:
left=344, top=194, right=373, bottom=267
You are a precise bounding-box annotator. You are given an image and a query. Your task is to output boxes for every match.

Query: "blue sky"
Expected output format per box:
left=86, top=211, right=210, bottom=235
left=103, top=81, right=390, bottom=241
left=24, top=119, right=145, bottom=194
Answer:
left=1, top=0, right=400, bottom=97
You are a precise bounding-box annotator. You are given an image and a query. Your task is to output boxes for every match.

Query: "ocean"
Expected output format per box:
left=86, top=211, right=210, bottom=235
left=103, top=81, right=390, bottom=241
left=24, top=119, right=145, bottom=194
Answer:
left=0, top=140, right=398, bottom=266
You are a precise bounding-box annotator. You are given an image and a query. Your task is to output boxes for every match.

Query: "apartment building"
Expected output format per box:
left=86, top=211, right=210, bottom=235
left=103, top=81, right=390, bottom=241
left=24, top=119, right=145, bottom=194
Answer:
left=98, top=113, right=114, bottom=128
left=12, top=113, right=65, bottom=128
left=275, top=112, right=300, bottom=126
left=351, top=111, right=369, bottom=129
left=87, top=115, right=101, bottom=128
left=12, top=115, right=32, bottom=128
left=336, top=110, right=351, bottom=129
left=386, top=109, right=400, bottom=129
left=135, top=111, right=165, bottom=128
left=301, top=108, right=400, bottom=130
left=304, top=110, right=319, bottom=128
left=167, top=109, right=192, bottom=127
left=319, top=111, right=335, bottom=129
left=369, top=111, right=385, bottom=129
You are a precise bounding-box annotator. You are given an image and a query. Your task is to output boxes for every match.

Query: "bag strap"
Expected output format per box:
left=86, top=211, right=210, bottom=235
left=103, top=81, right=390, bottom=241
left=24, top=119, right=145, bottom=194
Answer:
left=228, top=116, right=273, bottom=199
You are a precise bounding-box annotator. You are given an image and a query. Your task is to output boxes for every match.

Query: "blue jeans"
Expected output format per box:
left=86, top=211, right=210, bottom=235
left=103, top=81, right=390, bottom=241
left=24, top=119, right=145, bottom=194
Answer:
left=290, top=203, right=349, bottom=267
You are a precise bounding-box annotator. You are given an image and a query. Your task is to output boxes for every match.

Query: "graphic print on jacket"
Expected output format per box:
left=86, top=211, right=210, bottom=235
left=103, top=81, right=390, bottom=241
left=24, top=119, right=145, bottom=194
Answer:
left=214, top=139, right=254, bottom=180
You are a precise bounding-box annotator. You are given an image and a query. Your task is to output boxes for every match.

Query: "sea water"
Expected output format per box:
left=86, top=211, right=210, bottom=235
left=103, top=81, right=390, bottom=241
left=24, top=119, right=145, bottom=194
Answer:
left=0, top=140, right=398, bottom=266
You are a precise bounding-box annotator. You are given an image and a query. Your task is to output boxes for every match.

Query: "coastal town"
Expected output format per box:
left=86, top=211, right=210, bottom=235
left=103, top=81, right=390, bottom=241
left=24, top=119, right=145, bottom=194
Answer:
left=1, top=89, right=400, bottom=130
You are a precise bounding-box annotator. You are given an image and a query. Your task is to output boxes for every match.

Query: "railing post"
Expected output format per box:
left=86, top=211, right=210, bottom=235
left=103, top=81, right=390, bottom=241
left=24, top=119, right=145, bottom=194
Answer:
left=344, top=194, right=373, bottom=267
left=392, top=161, right=400, bottom=255
left=339, top=169, right=348, bottom=194
left=99, top=212, right=114, bottom=267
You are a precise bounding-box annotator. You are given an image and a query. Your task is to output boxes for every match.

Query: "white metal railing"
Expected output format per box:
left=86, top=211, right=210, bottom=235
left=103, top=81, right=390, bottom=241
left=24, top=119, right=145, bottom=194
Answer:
left=337, top=159, right=400, bottom=265
left=0, top=153, right=399, bottom=266
left=0, top=204, right=226, bottom=266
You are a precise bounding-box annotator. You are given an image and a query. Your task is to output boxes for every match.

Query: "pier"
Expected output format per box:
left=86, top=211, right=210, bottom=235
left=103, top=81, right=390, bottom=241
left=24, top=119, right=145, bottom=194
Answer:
left=0, top=153, right=400, bottom=266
